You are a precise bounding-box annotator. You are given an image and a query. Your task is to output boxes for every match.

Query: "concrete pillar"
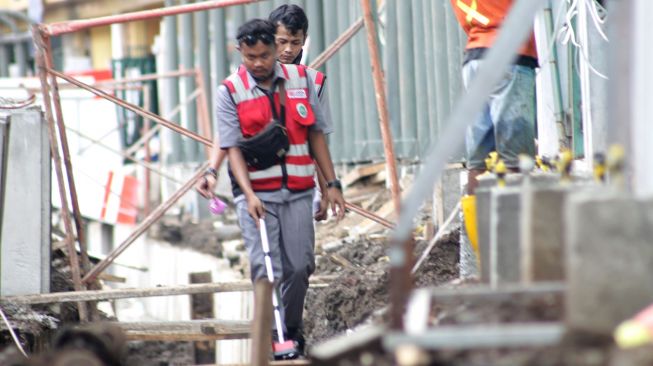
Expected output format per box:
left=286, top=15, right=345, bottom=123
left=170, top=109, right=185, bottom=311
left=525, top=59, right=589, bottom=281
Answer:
left=565, top=192, right=653, bottom=334
left=0, top=108, right=51, bottom=296
left=520, top=186, right=569, bottom=282
left=489, top=187, right=522, bottom=286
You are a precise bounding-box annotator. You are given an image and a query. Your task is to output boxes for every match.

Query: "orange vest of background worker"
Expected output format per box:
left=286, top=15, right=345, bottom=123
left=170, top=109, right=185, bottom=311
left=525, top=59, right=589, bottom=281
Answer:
left=452, top=0, right=538, bottom=68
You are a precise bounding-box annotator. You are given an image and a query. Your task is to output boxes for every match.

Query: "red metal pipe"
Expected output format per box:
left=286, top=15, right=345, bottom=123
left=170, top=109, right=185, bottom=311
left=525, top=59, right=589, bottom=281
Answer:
left=360, top=0, right=401, bottom=215
left=345, top=203, right=394, bottom=229
left=309, top=18, right=364, bottom=70
left=33, top=26, right=88, bottom=321
left=360, top=0, right=409, bottom=331
left=43, top=0, right=265, bottom=36
left=47, top=67, right=213, bottom=146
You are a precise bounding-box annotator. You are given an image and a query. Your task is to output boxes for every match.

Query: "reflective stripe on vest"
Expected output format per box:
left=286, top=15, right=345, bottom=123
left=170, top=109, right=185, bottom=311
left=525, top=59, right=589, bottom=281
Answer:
left=224, top=64, right=315, bottom=191
left=305, top=67, right=325, bottom=96
left=456, top=0, right=490, bottom=26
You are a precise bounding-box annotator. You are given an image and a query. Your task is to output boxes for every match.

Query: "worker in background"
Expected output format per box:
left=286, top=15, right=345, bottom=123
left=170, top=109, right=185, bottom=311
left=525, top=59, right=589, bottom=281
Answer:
left=453, top=0, right=538, bottom=194
left=452, top=0, right=538, bottom=274
left=205, top=19, right=345, bottom=358
left=268, top=4, right=335, bottom=222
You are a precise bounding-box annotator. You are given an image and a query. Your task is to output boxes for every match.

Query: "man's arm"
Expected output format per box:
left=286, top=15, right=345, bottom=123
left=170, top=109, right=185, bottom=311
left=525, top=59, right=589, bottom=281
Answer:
left=309, top=130, right=345, bottom=220
left=228, top=146, right=265, bottom=225
left=195, top=134, right=228, bottom=199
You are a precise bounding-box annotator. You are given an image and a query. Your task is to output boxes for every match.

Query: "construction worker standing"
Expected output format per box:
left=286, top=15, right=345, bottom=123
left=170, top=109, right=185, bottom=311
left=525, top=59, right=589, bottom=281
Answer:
left=209, top=19, right=345, bottom=359
left=451, top=0, right=538, bottom=194
left=452, top=0, right=538, bottom=276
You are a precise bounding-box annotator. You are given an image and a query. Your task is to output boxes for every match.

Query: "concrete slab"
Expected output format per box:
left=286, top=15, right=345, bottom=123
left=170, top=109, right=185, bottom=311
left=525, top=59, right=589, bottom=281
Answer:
left=520, top=186, right=569, bottom=282
left=475, top=187, right=492, bottom=282
left=490, top=187, right=521, bottom=286
left=0, top=109, right=50, bottom=296
left=565, top=192, right=653, bottom=334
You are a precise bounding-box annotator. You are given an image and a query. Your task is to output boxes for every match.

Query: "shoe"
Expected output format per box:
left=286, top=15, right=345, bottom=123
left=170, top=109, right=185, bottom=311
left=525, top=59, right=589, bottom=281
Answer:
left=272, top=340, right=301, bottom=360
left=286, top=327, right=306, bottom=356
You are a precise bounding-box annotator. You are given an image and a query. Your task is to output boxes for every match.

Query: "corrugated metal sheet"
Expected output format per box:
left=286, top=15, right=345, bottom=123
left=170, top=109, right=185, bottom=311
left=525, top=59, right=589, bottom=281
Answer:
left=173, top=0, right=467, bottom=164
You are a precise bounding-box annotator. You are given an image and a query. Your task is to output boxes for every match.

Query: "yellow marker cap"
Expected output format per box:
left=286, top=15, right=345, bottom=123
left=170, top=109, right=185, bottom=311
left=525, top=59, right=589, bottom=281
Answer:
left=614, top=320, right=653, bottom=349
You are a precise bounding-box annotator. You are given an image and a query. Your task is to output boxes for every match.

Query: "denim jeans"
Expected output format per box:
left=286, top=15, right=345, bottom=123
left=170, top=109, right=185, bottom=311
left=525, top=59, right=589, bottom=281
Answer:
left=463, top=60, right=537, bottom=169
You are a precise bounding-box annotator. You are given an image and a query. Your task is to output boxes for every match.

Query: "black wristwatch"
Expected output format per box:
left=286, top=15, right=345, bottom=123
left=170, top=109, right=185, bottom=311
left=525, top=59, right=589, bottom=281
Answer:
left=326, top=179, right=342, bottom=191
left=204, top=167, right=218, bottom=179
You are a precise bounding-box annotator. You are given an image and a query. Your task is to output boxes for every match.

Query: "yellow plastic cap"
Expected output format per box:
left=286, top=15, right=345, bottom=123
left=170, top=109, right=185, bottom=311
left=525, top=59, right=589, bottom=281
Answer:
left=614, top=320, right=653, bottom=349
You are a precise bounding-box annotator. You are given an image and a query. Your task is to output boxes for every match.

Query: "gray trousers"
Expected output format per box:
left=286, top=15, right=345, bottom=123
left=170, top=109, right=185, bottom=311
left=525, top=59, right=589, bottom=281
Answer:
left=236, top=194, right=316, bottom=332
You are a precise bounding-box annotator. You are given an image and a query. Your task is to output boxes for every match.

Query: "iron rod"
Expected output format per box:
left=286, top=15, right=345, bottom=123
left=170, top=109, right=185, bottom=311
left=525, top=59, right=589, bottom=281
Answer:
left=43, top=0, right=266, bottom=36
left=32, top=26, right=88, bottom=321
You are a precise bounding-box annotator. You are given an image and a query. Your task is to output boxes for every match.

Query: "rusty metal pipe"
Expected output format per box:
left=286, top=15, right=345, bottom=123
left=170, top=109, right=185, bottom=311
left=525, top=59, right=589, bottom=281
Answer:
left=47, top=67, right=212, bottom=146
left=43, top=0, right=265, bottom=36
left=33, top=26, right=88, bottom=321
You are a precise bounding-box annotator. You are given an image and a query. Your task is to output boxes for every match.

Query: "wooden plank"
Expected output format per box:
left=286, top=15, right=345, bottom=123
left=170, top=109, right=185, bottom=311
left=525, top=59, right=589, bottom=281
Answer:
left=190, top=272, right=215, bottom=364
left=1, top=276, right=337, bottom=305
left=342, top=163, right=386, bottom=187
left=383, top=322, right=565, bottom=350
left=251, top=280, right=273, bottom=366
left=117, top=320, right=250, bottom=341
left=310, top=325, right=385, bottom=363
left=427, top=282, right=566, bottom=303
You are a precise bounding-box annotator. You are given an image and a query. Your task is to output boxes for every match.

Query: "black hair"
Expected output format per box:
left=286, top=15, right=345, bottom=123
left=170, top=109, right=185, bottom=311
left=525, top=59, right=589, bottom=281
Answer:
left=236, top=19, right=276, bottom=47
left=268, top=4, right=309, bottom=36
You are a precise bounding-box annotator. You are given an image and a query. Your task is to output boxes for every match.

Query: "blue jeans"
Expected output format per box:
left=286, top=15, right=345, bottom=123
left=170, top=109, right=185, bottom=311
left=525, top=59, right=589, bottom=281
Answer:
left=463, top=60, right=537, bottom=169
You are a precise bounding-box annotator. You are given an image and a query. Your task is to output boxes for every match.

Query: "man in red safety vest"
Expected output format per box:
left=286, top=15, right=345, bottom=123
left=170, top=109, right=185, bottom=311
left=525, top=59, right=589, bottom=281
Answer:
left=204, top=19, right=345, bottom=359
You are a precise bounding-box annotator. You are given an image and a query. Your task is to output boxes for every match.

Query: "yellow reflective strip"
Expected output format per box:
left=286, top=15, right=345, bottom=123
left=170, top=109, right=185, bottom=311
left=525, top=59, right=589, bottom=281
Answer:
left=456, top=0, right=490, bottom=26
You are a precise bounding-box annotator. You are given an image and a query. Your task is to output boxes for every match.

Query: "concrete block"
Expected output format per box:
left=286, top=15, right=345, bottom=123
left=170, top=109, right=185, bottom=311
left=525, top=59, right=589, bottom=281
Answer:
left=0, top=108, right=50, bottom=296
left=475, top=187, right=492, bottom=282
left=520, top=186, right=569, bottom=282
left=490, top=187, right=521, bottom=286
left=565, top=192, right=653, bottom=334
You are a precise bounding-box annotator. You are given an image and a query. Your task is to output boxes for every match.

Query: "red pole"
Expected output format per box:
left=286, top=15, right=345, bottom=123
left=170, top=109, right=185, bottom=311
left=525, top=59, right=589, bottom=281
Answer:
left=359, top=0, right=401, bottom=215
left=43, top=0, right=265, bottom=36
left=360, top=0, right=410, bottom=331
left=33, top=26, right=88, bottom=322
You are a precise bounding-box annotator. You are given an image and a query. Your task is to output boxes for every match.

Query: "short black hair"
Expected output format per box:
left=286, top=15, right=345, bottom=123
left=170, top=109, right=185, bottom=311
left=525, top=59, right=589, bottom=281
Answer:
left=236, top=19, right=276, bottom=47
left=269, top=4, right=309, bottom=36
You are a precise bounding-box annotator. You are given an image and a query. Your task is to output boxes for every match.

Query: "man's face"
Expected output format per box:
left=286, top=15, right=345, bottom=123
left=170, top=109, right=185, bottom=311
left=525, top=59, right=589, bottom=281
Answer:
left=274, top=24, right=306, bottom=64
left=239, top=40, right=277, bottom=81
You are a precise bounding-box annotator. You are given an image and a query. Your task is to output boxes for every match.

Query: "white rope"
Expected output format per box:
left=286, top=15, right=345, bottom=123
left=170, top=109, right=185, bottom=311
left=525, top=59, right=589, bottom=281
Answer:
left=0, top=306, right=29, bottom=358
left=559, top=0, right=608, bottom=79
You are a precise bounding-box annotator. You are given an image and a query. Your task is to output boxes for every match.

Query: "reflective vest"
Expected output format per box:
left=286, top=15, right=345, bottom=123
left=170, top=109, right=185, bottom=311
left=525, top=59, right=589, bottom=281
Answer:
left=224, top=64, right=316, bottom=192
left=451, top=0, right=537, bottom=59
left=305, top=67, right=326, bottom=97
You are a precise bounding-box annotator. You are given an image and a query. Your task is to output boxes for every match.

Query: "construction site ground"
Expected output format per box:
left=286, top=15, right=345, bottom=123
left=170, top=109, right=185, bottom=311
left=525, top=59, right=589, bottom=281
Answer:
left=2, top=173, right=653, bottom=366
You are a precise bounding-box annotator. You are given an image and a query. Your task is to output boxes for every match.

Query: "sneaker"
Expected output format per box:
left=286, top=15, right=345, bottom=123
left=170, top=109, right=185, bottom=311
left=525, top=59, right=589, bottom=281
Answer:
left=286, top=327, right=306, bottom=356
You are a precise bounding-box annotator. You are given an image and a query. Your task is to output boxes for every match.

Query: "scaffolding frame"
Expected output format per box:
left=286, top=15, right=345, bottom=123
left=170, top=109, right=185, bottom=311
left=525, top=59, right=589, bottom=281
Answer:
left=31, top=0, right=400, bottom=338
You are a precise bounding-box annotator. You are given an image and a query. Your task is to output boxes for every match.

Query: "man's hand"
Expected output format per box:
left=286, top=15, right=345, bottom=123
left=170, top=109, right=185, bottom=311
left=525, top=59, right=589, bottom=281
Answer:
left=327, top=187, right=346, bottom=221
left=196, top=175, right=216, bottom=199
left=314, top=195, right=329, bottom=221
left=246, top=194, right=266, bottom=227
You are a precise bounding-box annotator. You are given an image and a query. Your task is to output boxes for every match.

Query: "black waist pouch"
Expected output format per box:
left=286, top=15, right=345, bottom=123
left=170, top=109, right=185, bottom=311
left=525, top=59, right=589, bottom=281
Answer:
left=237, top=120, right=289, bottom=170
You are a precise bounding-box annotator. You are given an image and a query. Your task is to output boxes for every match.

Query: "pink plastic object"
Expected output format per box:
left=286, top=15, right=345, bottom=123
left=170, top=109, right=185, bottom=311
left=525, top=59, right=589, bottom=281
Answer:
left=209, top=197, right=227, bottom=215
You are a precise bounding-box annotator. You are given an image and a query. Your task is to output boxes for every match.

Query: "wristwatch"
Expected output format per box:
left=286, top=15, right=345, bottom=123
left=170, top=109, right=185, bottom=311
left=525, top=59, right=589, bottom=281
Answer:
left=326, top=179, right=342, bottom=191
left=204, top=167, right=218, bottom=179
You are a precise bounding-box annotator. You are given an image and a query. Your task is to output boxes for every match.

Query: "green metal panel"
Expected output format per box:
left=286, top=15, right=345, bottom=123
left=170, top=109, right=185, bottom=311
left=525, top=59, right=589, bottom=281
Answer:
left=397, top=0, right=417, bottom=159
left=180, top=0, right=200, bottom=162
left=306, top=0, right=325, bottom=66
left=412, top=0, right=429, bottom=158
left=432, top=0, right=451, bottom=135
left=196, top=5, right=212, bottom=137
left=336, top=0, right=354, bottom=162
left=422, top=0, right=439, bottom=145
left=384, top=0, right=402, bottom=153
left=323, top=0, right=342, bottom=163
left=211, top=8, right=229, bottom=84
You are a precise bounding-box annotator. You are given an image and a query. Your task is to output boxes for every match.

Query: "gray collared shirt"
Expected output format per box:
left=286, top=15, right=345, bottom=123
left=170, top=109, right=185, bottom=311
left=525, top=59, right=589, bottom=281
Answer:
left=215, top=62, right=333, bottom=203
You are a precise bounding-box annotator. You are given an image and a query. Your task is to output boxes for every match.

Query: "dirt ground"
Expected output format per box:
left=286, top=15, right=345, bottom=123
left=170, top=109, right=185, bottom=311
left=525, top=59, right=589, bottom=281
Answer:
left=304, top=227, right=461, bottom=346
